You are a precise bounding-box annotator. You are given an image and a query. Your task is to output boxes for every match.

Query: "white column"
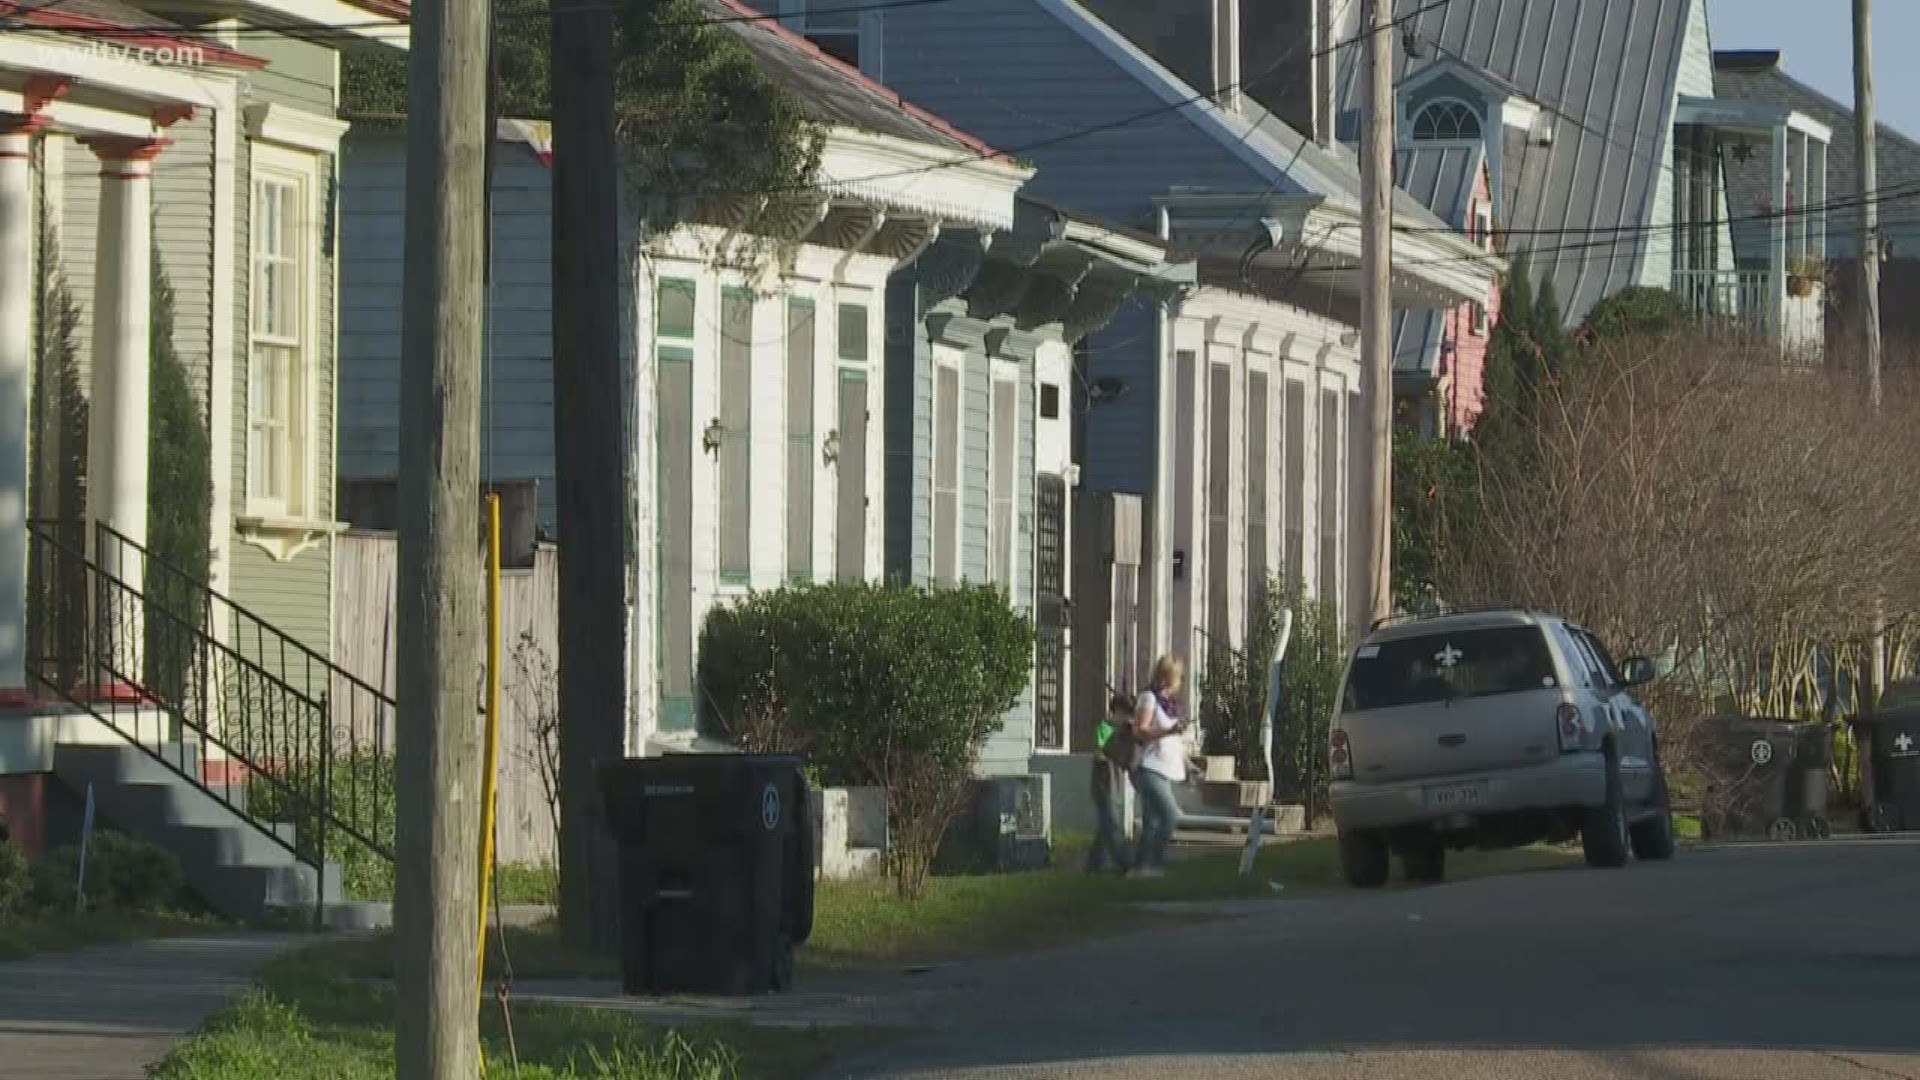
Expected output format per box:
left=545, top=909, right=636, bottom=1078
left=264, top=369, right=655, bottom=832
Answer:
left=83, top=136, right=163, bottom=695
left=1770, top=124, right=1791, bottom=341
left=0, top=117, right=44, bottom=706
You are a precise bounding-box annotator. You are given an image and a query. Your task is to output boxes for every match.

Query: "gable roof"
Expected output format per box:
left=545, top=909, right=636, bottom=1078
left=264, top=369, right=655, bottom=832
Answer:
left=1712, top=49, right=1920, bottom=260
left=1337, top=0, right=1696, bottom=324
left=1041, top=0, right=1452, bottom=226
left=707, top=0, right=1006, bottom=160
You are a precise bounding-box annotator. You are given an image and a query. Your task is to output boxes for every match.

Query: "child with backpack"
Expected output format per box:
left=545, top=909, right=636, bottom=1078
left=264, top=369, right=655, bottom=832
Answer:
left=1087, top=693, right=1137, bottom=874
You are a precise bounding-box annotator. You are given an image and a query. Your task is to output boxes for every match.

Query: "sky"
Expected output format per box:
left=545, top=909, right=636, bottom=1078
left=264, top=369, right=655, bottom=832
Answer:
left=1708, top=0, right=1920, bottom=137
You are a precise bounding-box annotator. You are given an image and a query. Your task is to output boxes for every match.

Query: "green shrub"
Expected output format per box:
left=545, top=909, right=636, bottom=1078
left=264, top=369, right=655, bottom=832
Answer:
left=1579, top=286, right=1690, bottom=342
left=698, top=582, right=1034, bottom=898
left=31, top=831, right=184, bottom=913
left=248, top=752, right=396, bottom=900
left=0, top=841, right=28, bottom=916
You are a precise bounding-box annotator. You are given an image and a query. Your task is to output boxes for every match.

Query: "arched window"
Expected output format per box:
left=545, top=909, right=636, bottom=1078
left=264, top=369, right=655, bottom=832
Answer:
left=1411, top=99, right=1483, bottom=142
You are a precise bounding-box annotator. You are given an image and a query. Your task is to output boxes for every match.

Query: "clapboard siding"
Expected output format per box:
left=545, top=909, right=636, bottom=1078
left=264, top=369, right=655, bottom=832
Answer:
left=338, top=129, right=637, bottom=530
left=152, top=112, right=216, bottom=409
left=1077, top=296, right=1160, bottom=496
left=877, top=0, right=1267, bottom=227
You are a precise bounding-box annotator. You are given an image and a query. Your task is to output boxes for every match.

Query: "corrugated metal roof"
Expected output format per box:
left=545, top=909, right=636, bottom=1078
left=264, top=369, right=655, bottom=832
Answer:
left=1393, top=144, right=1483, bottom=373
left=1712, top=51, right=1920, bottom=262
left=707, top=0, right=999, bottom=158
left=1336, top=0, right=1695, bottom=325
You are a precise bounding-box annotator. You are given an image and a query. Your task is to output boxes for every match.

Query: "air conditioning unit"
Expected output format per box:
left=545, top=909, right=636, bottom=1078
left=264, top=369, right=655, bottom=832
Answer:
left=969, top=773, right=1052, bottom=872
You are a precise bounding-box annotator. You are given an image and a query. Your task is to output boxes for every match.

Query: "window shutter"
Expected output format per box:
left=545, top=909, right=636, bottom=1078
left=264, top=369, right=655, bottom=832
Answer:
left=786, top=299, right=815, bottom=583
left=1318, top=387, right=1342, bottom=616
left=835, top=369, right=868, bottom=582
left=1284, top=379, right=1306, bottom=588
left=1246, top=368, right=1269, bottom=609
left=718, top=289, right=753, bottom=582
left=989, top=374, right=1018, bottom=587
left=1206, top=361, right=1232, bottom=650
left=933, top=363, right=960, bottom=584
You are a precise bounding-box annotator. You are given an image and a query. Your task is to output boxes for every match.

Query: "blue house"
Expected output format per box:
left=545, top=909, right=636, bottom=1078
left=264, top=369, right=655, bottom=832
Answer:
left=764, top=0, right=1500, bottom=766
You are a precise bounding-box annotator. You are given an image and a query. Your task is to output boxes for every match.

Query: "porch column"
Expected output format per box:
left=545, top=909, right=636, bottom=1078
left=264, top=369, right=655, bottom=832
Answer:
left=0, top=114, right=48, bottom=706
left=81, top=136, right=165, bottom=696
left=1770, top=123, right=1791, bottom=341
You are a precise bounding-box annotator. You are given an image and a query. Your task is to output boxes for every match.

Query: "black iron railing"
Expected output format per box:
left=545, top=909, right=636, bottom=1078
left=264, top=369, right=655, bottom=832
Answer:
left=24, top=520, right=397, bottom=911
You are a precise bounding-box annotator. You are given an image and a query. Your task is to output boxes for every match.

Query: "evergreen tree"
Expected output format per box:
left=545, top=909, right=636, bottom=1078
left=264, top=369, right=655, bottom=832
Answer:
left=144, top=248, right=213, bottom=703
left=29, top=221, right=89, bottom=688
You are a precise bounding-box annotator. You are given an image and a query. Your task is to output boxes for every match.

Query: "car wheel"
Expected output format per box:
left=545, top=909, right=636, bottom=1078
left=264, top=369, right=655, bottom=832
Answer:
left=1582, top=751, right=1631, bottom=869
left=1401, top=839, right=1446, bottom=884
left=1768, top=817, right=1798, bottom=842
left=1339, top=828, right=1391, bottom=889
left=1802, top=813, right=1832, bottom=840
left=1629, top=755, right=1677, bottom=861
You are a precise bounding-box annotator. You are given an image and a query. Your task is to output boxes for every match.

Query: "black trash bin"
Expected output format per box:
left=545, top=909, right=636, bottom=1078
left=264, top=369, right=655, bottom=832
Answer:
left=600, top=753, right=815, bottom=996
left=1859, top=703, right=1920, bottom=833
left=1700, top=718, right=1805, bottom=841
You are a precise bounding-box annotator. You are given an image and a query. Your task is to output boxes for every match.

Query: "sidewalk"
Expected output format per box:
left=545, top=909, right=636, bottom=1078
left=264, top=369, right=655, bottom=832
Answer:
left=0, top=931, right=311, bottom=1080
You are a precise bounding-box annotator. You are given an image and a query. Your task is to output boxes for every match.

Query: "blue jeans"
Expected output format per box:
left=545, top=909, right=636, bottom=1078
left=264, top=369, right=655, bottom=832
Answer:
left=1087, top=779, right=1130, bottom=872
left=1132, top=768, right=1181, bottom=869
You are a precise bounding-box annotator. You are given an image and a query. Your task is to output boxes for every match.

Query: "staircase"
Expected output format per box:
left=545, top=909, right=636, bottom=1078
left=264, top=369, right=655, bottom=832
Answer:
left=25, top=520, right=396, bottom=928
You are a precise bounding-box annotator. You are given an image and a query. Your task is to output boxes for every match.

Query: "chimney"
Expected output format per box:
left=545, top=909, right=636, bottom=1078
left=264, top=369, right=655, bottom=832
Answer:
left=1314, top=0, right=1336, bottom=145
left=1213, top=0, right=1242, bottom=110
left=1237, top=0, right=1332, bottom=139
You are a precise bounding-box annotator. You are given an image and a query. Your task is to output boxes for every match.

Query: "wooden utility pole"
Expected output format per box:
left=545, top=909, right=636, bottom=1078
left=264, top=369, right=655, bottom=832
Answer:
left=392, top=0, right=489, bottom=1067
left=552, top=0, right=630, bottom=952
left=1854, top=0, right=1886, bottom=803
left=1361, top=0, right=1395, bottom=628
left=1856, top=0, right=1882, bottom=411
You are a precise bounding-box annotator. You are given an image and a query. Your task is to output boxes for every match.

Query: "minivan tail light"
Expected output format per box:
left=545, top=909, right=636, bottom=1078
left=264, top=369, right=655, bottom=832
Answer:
left=1329, top=728, right=1353, bottom=779
left=1556, top=703, right=1582, bottom=751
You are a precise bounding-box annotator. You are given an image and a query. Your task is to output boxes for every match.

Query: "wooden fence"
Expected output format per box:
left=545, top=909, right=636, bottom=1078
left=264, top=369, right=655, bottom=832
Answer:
left=332, top=530, right=562, bottom=866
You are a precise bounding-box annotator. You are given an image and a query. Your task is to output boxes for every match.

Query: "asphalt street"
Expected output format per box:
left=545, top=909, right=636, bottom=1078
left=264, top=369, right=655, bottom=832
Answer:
left=819, top=837, right=1920, bottom=1079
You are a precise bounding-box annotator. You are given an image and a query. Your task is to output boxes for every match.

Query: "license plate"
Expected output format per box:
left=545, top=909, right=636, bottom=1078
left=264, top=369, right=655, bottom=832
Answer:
left=1424, top=781, right=1487, bottom=810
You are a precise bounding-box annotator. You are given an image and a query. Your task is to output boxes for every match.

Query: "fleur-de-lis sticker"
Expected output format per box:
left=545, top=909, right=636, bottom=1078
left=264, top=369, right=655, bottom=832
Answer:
left=1435, top=643, right=1463, bottom=670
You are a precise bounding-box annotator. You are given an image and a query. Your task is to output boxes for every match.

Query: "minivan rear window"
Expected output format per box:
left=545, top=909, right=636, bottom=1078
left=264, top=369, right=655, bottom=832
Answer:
left=1344, top=626, right=1560, bottom=711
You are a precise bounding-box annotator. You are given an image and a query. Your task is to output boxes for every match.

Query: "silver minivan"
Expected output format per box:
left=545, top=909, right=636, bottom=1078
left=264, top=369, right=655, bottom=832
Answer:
left=1327, top=609, right=1675, bottom=887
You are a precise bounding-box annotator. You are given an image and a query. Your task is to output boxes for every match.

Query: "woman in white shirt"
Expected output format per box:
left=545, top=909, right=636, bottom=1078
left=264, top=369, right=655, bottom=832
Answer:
left=1129, top=653, right=1189, bottom=877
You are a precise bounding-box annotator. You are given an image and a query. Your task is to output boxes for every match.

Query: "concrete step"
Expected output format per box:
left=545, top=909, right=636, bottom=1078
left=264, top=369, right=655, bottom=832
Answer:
left=50, top=740, right=352, bottom=922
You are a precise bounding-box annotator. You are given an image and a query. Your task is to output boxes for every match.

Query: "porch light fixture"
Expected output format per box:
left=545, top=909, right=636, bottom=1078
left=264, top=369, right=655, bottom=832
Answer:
left=702, top=418, right=724, bottom=455
left=822, top=429, right=840, bottom=466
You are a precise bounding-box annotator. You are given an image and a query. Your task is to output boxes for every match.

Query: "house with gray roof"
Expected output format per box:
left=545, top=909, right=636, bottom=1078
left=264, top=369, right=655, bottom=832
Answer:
left=1714, top=49, right=1920, bottom=348
left=1331, top=0, right=1834, bottom=357
left=757, top=0, right=1502, bottom=775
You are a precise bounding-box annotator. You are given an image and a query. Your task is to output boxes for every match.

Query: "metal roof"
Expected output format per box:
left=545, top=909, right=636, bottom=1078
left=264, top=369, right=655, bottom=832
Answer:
left=1335, top=0, right=1695, bottom=325
left=1393, top=144, right=1483, bottom=373
left=707, top=0, right=1004, bottom=159
left=1711, top=50, right=1920, bottom=262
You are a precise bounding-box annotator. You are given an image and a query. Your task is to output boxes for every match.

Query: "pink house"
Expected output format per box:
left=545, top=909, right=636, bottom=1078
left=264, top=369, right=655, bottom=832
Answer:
left=1395, top=148, right=1501, bottom=439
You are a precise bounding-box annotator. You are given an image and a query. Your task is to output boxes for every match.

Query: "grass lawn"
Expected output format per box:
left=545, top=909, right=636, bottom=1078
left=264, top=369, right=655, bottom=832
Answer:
left=322, top=835, right=1576, bottom=985
left=804, top=836, right=1574, bottom=968
left=0, top=909, right=218, bottom=961
left=149, top=940, right=864, bottom=1080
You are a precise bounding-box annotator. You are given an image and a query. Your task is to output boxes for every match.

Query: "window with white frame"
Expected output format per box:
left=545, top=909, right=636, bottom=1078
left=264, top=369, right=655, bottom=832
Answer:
left=248, top=144, right=319, bottom=518
left=1471, top=301, right=1488, bottom=336
left=1474, top=204, right=1494, bottom=253
left=1411, top=98, right=1483, bottom=142
left=988, top=365, right=1018, bottom=588
left=781, top=0, right=880, bottom=76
